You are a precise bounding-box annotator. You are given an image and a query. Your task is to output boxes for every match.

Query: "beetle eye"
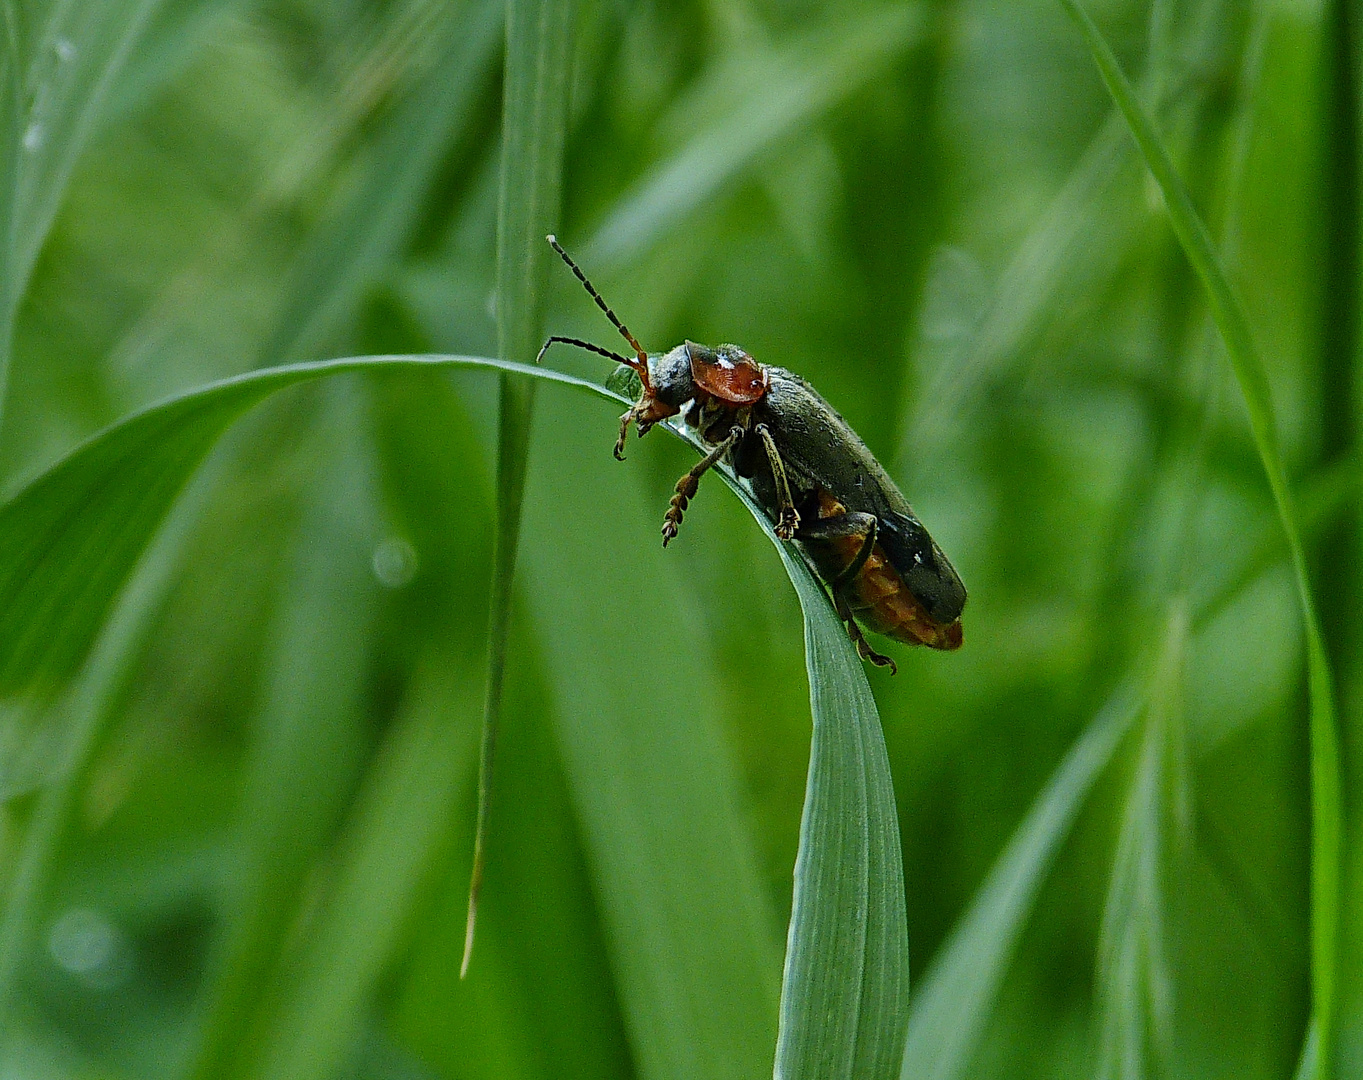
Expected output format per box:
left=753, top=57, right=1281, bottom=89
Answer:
left=687, top=343, right=769, bottom=405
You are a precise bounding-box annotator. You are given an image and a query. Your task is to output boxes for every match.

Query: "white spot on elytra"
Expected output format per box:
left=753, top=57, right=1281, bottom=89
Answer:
left=22, top=123, right=43, bottom=152
left=55, top=38, right=75, bottom=61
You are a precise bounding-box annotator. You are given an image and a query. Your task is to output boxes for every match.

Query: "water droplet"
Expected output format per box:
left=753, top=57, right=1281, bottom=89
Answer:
left=22, top=123, right=43, bottom=152
left=48, top=907, right=132, bottom=989
left=372, top=536, right=418, bottom=588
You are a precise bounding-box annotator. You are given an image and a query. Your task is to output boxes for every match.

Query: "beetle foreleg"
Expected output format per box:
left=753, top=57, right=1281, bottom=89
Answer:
left=614, top=409, right=635, bottom=460
left=832, top=587, right=897, bottom=675
left=662, top=425, right=743, bottom=547
left=754, top=423, right=799, bottom=539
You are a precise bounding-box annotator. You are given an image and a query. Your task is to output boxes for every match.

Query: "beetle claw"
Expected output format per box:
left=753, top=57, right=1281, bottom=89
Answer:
left=774, top=507, right=799, bottom=540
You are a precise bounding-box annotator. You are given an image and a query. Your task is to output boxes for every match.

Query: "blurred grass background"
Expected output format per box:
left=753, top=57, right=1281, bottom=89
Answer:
left=0, top=0, right=1356, bottom=1077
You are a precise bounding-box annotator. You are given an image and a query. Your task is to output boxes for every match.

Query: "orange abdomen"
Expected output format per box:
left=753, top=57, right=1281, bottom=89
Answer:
left=807, top=492, right=963, bottom=651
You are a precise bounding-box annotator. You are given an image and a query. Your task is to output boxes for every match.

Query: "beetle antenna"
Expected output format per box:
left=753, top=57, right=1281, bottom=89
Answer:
left=546, top=235, right=652, bottom=391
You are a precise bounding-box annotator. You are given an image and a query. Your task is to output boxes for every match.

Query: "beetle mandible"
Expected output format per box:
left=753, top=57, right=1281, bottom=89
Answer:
left=537, top=235, right=966, bottom=672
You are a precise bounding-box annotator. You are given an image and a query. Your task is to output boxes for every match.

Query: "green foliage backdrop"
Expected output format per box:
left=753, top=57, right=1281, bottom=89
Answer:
left=0, top=0, right=1356, bottom=1077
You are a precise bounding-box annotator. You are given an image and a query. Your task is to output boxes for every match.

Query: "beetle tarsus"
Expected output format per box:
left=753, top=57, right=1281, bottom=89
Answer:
left=662, top=475, right=697, bottom=546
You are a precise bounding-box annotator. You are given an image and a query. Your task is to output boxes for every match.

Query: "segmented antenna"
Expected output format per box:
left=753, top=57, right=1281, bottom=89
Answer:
left=546, top=235, right=652, bottom=391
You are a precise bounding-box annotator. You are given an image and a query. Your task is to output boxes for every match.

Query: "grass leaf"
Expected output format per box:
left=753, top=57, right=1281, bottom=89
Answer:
left=463, top=0, right=576, bottom=976
left=583, top=3, right=925, bottom=268
left=1, top=0, right=172, bottom=414
left=642, top=408, right=913, bottom=1079
left=768, top=541, right=910, bottom=1080
left=1057, top=3, right=1341, bottom=1072
left=1094, top=603, right=1188, bottom=1079
left=0, top=355, right=600, bottom=701
left=900, top=684, right=1141, bottom=1080
left=0, top=348, right=907, bottom=1079
left=262, top=0, right=502, bottom=364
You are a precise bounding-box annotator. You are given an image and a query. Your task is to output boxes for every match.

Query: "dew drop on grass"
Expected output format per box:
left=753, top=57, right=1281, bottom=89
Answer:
left=372, top=536, right=418, bottom=588
left=48, top=907, right=132, bottom=990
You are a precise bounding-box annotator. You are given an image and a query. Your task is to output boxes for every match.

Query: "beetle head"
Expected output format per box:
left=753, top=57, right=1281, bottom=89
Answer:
left=648, top=344, right=699, bottom=409
left=687, top=342, right=769, bottom=405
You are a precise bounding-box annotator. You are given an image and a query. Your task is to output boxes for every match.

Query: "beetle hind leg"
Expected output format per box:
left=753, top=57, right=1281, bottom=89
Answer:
left=832, top=588, right=897, bottom=675
left=797, top=512, right=878, bottom=588
left=662, top=425, right=743, bottom=546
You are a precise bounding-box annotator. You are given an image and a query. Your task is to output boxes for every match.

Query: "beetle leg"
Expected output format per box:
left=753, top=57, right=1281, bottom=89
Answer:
left=616, top=398, right=681, bottom=460
left=662, top=425, right=744, bottom=547
left=614, top=408, right=635, bottom=460
left=832, top=587, right=897, bottom=675
left=797, top=511, right=879, bottom=588
left=754, top=423, right=799, bottom=539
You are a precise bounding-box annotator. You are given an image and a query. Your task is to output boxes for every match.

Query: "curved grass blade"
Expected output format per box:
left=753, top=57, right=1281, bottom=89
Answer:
left=767, top=540, right=910, bottom=1080
left=583, top=3, right=925, bottom=268
left=1057, top=5, right=1341, bottom=1074
left=462, top=0, right=577, bottom=978
left=0, top=350, right=904, bottom=1076
left=0, top=355, right=598, bottom=700
left=586, top=377, right=912, bottom=1077
left=649, top=409, right=912, bottom=1078
left=899, top=683, right=1139, bottom=1080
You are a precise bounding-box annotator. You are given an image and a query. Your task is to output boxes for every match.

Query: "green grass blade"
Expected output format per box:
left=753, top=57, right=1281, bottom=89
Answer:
left=253, top=665, right=481, bottom=1080
left=0, top=350, right=902, bottom=1076
left=0, top=453, right=217, bottom=1051
left=463, top=0, right=576, bottom=977
left=583, top=3, right=925, bottom=268
left=262, top=0, right=502, bottom=364
left=1094, top=603, right=1188, bottom=1080
left=184, top=384, right=381, bottom=1080
left=1, top=0, right=171, bottom=417
left=517, top=412, right=782, bottom=1080
left=900, top=684, right=1140, bottom=1080
left=0, top=355, right=598, bottom=701
left=1057, top=4, right=1341, bottom=1072
left=768, top=541, right=910, bottom=1080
